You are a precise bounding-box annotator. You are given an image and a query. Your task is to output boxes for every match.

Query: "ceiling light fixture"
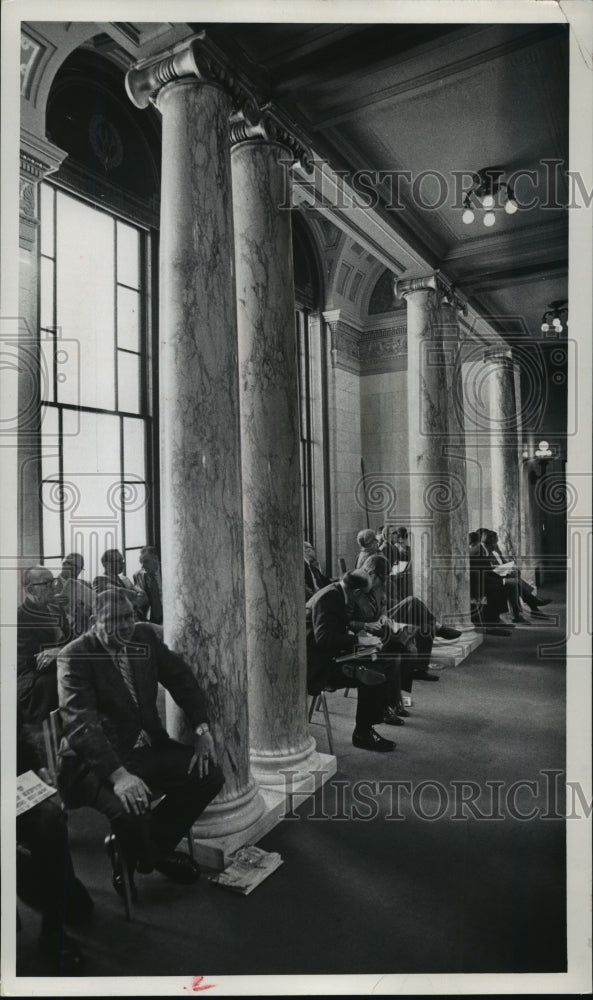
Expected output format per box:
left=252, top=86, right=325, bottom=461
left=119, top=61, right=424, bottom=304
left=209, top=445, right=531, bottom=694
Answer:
left=540, top=299, right=568, bottom=334
left=461, top=166, right=518, bottom=226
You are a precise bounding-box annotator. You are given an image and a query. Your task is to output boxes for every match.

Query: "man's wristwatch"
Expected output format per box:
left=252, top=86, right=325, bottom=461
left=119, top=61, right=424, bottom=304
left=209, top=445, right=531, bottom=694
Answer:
left=195, top=723, right=210, bottom=737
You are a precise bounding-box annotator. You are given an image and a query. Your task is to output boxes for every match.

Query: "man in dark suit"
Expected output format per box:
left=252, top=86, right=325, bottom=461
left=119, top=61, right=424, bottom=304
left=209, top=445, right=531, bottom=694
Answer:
left=133, top=546, right=163, bottom=625
left=57, top=588, right=224, bottom=894
left=93, top=548, right=149, bottom=620
left=17, top=566, right=71, bottom=723
left=306, top=570, right=396, bottom=753
left=304, top=541, right=331, bottom=600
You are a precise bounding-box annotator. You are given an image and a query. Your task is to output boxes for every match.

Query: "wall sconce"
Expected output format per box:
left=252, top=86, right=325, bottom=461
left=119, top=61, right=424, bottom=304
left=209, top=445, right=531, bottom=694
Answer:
left=535, top=440, right=553, bottom=459
left=462, top=166, right=518, bottom=227
left=540, top=300, right=568, bottom=334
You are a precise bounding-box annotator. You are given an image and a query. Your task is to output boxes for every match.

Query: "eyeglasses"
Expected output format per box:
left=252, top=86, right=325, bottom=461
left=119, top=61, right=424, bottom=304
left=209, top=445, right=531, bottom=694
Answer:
left=29, top=579, right=57, bottom=589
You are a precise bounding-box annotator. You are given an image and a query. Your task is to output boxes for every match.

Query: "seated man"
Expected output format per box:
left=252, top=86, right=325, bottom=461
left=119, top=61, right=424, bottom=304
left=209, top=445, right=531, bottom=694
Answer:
left=488, top=531, right=551, bottom=620
left=355, top=528, right=380, bottom=569
left=17, top=566, right=71, bottom=723
left=133, top=546, right=163, bottom=626
left=93, top=548, right=149, bottom=620
left=304, top=541, right=331, bottom=601
left=17, top=708, right=92, bottom=975
left=359, top=554, right=461, bottom=693
left=306, top=570, right=395, bottom=753
left=57, top=589, right=224, bottom=896
left=55, top=553, right=94, bottom=637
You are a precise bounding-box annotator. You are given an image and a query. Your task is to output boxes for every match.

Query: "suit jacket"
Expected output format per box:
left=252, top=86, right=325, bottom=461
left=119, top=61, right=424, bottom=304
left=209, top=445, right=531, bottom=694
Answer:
left=133, top=569, right=163, bottom=625
left=17, top=600, right=69, bottom=712
left=305, top=583, right=357, bottom=694
left=57, top=623, right=209, bottom=779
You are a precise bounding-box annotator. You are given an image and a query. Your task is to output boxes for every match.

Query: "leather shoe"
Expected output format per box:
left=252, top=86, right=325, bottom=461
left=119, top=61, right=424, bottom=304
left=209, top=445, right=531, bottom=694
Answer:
left=39, top=931, right=85, bottom=975
left=383, top=706, right=404, bottom=726
left=341, top=662, right=385, bottom=686
left=352, top=728, right=395, bottom=752
left=105, top=833, right=137, bottom=901
left=435, top=625, right=462, bottom=641
left=396, top=706, right=410, bottom=717
left=414, top=671, right=439, bottom=681
left=534, top=598, right=551, bottom=607
left=154, top=851, right=201, bottom=884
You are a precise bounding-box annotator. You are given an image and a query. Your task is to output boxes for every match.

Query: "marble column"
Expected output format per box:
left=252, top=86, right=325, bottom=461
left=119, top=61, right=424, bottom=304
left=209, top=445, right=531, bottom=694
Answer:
left=396, top=274, right=476, bottom=638
left=230, top=113, right=331, bottom=788
left=126, top=40, right=265, bottom=848
left=485, top=350, right=521, bottom=559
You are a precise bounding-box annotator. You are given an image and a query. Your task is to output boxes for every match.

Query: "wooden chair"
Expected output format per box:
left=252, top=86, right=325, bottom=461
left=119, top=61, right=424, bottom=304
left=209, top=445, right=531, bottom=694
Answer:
left=42, top=709, right=196, bottom=921
left=308, top=691, right=335, bottom=754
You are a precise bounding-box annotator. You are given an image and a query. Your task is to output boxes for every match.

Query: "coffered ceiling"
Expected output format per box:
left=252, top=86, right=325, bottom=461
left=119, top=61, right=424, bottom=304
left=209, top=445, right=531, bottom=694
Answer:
left=201, top=21, right=569, bottom=341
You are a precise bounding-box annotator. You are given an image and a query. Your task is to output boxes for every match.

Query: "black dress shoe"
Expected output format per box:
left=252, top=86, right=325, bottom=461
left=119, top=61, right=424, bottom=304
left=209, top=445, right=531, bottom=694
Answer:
left=383, top=706, right=404, bottom=726
left=39, top=931, right=85, bottom=975
left=435, top=625, right=462, bottom=641
left=534, top=598, right=551, bottom=607
left=396, top=706, right=410, bottom=718
left=352, top=728, right=396, bottom=752
left=341, top=662, right=385, bottom=686
left=105, top=833, right=137, bottom=901
left=414, top=671, right=440, bottom=681
left=154, top=851, right=201, bottom=884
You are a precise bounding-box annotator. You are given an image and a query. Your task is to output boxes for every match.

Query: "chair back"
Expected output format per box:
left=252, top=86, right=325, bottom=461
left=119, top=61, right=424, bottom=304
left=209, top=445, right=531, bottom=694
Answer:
left=41, top=709, right=63, bottom=785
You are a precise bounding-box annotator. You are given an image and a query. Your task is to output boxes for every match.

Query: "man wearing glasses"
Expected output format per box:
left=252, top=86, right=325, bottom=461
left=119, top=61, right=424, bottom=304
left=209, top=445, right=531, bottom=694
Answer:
left=17, top=566, right=70, bottom=723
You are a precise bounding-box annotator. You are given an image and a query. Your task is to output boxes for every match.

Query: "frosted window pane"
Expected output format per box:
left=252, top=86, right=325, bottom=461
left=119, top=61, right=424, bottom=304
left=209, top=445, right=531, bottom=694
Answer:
left=117, top=222, right=140, bottom=289
left=118, top=352, right=140, bottom=414
left=41, top=481, right=62, bottom=559
left=123, top=491, right=148, bottom=548
left=40, top=257, right=54, bottom=330
left=55, top=191, right=115, bottom=410
left=117, top=286, right=140, bottom=352
left=41, top=406, right=60, bottom=479
left=123, top=418, right=145, bottom=481
left=40, top=185, right=54, bottom=258
left=39, top=335, right=54, bottom=404
left=62, top=409, right=120, bottom=475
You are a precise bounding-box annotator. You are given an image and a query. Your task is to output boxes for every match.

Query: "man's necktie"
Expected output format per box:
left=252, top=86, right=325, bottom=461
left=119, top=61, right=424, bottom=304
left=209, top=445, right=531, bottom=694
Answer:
left=115, top=649, right=151, bottom=748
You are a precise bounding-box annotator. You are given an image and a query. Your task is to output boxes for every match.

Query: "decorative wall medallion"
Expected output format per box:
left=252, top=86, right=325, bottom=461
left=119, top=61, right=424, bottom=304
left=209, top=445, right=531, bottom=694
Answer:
left=88, top=114, right=124, bottom=172
left=19, top=179, right=36, bottom=219
left=21, top=34, right=42, bottom=97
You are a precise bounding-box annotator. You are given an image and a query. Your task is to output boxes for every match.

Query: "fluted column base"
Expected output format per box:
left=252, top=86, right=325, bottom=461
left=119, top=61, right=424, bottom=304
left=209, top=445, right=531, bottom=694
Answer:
left=431, top=626, right=483, bottom=667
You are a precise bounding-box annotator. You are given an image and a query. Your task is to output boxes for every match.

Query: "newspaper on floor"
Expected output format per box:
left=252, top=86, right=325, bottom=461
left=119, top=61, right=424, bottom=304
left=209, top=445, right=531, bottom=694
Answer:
left=16, top=770, right=57, bottom=816
left=208, top=846, right=283, bottom=895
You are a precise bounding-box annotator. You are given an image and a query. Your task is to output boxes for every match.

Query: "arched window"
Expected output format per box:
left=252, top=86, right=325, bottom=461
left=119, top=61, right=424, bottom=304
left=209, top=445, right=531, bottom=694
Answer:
left=38, top=47, right=160, bottom=576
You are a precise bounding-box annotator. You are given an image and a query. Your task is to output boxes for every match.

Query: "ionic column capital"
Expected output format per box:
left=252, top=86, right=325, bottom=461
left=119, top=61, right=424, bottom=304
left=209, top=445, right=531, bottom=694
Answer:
left=125, top=31, right=259, bottom=120
left=230, top=105, right=314, bottom=172
left=395, top=271, right=467, bottom=316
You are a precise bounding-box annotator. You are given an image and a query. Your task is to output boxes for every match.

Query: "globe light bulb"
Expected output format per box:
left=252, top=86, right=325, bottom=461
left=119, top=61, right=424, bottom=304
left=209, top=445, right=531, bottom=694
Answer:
left=505, top=197, right=518, bottom=215
left=483, top=211, right=496, bottom=227
left=482, top=193, right=495, bottom=209
left=552, top=316, right=562, bottom=330
left=462, top=207, right=475, bottom=225
left=541, top=322, right=550, bottom=333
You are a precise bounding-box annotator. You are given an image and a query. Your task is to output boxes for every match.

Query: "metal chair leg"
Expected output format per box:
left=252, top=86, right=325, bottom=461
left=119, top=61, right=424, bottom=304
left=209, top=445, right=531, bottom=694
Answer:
left=186, top=828, right=196, bottom=863
left=319, top=691, right=334, bottom=755
left=112, top=831, right=134, bottom=921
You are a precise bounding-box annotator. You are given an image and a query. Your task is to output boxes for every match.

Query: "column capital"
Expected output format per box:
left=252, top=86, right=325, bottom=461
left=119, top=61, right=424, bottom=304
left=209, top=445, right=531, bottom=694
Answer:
left=125, top=31, right=259, bottom=120
left=20, top=130, right=68, bottom=249
left=395, top=270, right=467, bottom=316
left=230, top=105, right=314, bottom=172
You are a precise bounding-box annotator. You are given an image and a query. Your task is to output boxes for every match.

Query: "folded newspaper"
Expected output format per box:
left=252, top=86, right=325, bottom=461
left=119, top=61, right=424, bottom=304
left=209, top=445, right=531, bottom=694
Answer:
left=16, top=770, right=57, bottom=816
left=208, top=846, right=283, bottom=895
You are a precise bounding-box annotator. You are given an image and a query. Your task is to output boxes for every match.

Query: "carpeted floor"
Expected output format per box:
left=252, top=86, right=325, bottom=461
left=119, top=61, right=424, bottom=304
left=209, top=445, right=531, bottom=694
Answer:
left=16, top=589, right=567, bottom=978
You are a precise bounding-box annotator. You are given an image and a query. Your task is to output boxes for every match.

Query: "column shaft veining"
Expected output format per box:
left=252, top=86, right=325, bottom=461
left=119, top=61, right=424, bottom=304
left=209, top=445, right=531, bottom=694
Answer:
left=230, top=123, right=326, bottom=786
left=487, top=351, right=521, bottom=558
left=397, top=274, right=473, bottom=630
left=127, top=43, right=264, bottom=840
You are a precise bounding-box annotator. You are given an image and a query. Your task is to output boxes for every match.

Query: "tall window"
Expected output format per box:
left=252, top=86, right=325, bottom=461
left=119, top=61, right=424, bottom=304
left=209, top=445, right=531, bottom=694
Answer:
left=39, top=183, right=153, bottom=574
